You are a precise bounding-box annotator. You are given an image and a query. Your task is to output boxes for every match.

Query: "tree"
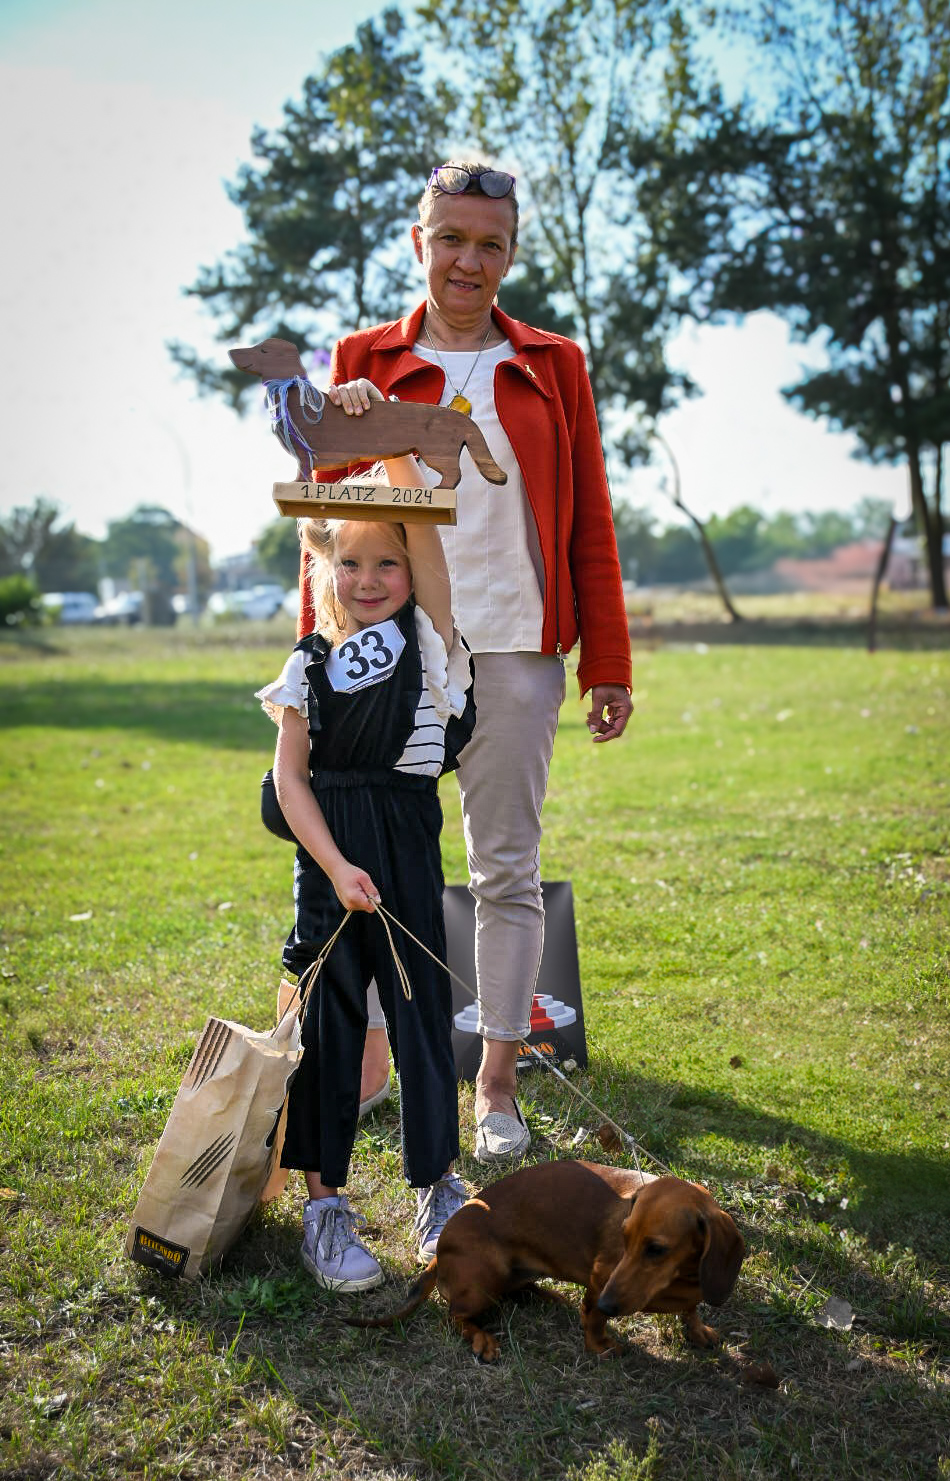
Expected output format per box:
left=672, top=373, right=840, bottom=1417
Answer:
left=418, top=0, right=751, bottom=617
left=256, top=518, right=303, bottom=587
left=638, top=0, right=950, bottom=606
left=418, top=0, right=707, bottom=431
left=100, top=505, right=204, bottom=624
left=170, top=9, right=457, bottom=407
left=0, top=497, right=101, bottom=594
left=102, top=506, right=181, bottom=586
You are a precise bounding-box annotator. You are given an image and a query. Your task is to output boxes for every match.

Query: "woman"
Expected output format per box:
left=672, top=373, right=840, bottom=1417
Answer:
left=298, top=161, right=633, bottom=1163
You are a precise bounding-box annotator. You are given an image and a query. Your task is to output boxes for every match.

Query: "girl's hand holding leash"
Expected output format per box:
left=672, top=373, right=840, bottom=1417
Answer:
left=331, top=863, right=381, bottom=913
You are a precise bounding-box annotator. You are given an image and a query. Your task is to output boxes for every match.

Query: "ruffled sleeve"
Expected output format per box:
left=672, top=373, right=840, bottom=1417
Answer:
left=414, top=606, right=473, bottom=724
left=254, top=649, right=311, bottom=724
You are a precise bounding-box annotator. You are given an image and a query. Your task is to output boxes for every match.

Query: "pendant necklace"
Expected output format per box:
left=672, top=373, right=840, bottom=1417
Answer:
left=422, top=320, right=493, bottom=417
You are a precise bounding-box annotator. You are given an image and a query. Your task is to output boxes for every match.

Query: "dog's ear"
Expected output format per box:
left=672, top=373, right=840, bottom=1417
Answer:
left=697, top=1209, right=745, bottom=1306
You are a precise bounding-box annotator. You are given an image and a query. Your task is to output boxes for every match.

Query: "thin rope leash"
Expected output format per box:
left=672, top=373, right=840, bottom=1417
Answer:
left=276, top=906, right=413, bottom=1034
left=374, top=901, right=671, bottom=1179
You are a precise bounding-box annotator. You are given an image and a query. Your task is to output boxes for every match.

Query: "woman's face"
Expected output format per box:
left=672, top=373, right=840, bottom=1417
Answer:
left=412, top=194, right=517, bottom=324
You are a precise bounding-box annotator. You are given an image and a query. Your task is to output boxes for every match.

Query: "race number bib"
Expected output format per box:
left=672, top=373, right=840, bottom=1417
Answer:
left=325, top=620, right=406, bottom=694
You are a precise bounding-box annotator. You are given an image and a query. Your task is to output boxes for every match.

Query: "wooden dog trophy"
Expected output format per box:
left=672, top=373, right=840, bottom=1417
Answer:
left=229, top=338, right=507, bottom=524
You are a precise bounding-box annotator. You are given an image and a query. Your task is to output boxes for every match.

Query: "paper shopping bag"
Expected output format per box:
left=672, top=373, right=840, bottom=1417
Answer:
left=126, top=988, right=301, bottom=1280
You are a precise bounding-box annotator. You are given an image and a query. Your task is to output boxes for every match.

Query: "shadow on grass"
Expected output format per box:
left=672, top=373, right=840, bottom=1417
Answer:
left=121, top=1144, right=950, bottom=1481
left=98, top=1054, right=950, bottom=1479
left=548, top=1063, right=950, bottom=1259
left=0, top=678, right=268, bottom=750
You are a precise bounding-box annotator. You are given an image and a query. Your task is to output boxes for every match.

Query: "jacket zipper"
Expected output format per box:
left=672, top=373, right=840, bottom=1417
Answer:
left=554, top=420, right=562, bottom=656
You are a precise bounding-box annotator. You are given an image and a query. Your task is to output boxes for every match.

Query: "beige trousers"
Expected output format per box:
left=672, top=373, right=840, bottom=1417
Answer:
left=366, top=650, right=565, bottom=1038
left=456, top=651, right=566, bottom=1040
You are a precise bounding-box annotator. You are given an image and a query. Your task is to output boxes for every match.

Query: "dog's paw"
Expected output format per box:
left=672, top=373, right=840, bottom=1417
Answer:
left=470, top=1332, right=500, bottom=1363
left=684, top=1316, right=720, bottom=1348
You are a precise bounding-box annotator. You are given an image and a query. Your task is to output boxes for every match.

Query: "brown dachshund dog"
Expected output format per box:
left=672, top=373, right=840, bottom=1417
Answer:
left=229, top=337, right=507, bottom=490
left=347, top=1160, right=744, bottom=1362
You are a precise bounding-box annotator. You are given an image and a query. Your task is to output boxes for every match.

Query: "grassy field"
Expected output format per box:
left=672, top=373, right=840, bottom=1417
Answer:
left=0, top=618, right=948, bottom=1480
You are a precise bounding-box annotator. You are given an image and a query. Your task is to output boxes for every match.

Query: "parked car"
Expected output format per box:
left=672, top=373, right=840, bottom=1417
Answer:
left=207, top=584, right=287, bottom=621
left=41, top=592, right=98, bottom=625
left=281, top=587, right=300, bottom=619
left=241, top=584, right=287, bottom=620
left=171, top=593, right=203, bottom=617
left=93, top=592, right=144, bottom=626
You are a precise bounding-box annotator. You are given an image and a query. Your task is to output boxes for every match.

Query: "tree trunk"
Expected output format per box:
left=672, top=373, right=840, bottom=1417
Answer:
left=867, top=515, right=899, bottom=654
left=882, top=295, right=948, bottom=609
left=907, top=442, right=948, bottom=609
left=652, top=429, right=743, bottom=623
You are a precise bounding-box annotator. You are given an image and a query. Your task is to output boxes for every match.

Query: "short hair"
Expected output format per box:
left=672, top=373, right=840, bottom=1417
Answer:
left=299, top=517, right=409, bottom=643
left=418, top=159, right=519, bottom=247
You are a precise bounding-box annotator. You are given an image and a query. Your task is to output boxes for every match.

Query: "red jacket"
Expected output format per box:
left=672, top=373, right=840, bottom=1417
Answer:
left=297, top=302, right=631, bottom=697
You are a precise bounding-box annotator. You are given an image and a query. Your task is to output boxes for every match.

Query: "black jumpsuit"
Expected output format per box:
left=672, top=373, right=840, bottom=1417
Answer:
left=280, top=601, right=475, bottom=1189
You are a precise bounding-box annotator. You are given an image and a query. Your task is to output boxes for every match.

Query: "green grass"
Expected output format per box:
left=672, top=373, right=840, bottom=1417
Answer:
left=1, top=619, right=948, bottom=1480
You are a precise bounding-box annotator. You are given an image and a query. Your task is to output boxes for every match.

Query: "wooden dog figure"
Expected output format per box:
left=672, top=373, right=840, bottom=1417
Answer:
left=347, top=1160, right=745, bottom=1363
left=229, top=338, right=508, bottom=490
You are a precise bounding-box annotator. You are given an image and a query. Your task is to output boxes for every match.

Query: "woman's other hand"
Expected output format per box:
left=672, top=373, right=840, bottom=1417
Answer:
left=331, top=862, right=381, bottom=912
left=586, top=684, right=633, bottom=743
left=327, top=379, right=383, bottom=416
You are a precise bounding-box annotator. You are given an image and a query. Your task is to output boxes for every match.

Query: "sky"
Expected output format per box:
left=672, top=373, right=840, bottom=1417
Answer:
left=1, top=0, right=911, bottom=567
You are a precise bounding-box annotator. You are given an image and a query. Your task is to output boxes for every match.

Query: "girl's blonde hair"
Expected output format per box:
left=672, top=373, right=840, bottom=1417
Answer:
left=298, top=518, right=409, bottom=642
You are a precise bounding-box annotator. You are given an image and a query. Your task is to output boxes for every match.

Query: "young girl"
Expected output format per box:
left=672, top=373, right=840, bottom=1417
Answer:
left=256, top=462, right=474, bottom=1293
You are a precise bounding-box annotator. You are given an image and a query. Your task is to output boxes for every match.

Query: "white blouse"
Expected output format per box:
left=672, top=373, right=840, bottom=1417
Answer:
left=413, top=338, right=544, bottom=653
left=255, top=606, right=472, bottom=778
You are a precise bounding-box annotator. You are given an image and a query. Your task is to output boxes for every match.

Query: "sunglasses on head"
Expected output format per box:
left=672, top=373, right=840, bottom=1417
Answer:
left=427, top=165, right=517, bottom=199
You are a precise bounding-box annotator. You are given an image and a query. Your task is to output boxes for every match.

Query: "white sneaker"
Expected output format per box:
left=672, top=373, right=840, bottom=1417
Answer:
left=300, top=1196, right=384, bottom=1292
left=414, top=1174, right=468, bottom=1263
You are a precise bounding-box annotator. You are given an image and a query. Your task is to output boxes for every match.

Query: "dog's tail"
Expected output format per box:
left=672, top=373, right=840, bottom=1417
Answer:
left=343, top=1259, right=439, bottom=1329
left=453, top=415, right=507, bottom=486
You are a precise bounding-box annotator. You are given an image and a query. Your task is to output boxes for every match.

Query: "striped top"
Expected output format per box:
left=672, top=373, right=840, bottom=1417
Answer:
left=256, top=606, right=473, bottom=780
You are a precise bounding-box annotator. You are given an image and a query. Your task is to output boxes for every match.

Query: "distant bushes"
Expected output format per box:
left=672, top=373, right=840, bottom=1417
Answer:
left=614, top=497, right=894, bottom=585
left=0, top=575, right=44, bottom=628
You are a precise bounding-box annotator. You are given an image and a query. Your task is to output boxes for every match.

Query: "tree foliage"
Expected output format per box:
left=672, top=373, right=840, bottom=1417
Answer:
left=170, top=9, right=457, bottom=408
left=0, top=575, right=44, bottom=628
left=173, top=0, right=950, bottom=609
left=419, top=0, right=713, bottom=429
left=255, top=518, right=304, bottom=587
left=102, top=506, right=183, bottom=588
left=636, top=0, right=950, bottom=603
left=0, top=497, right=101, bottom=594
left=614, top=496, right=894, bottom=583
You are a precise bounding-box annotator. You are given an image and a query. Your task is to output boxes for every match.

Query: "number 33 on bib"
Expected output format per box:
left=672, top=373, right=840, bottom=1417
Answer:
left=324, top=620, right=407, bottom=694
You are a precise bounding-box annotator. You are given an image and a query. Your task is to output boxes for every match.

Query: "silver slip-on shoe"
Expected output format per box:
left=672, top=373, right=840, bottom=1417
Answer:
left=474, top=1102, right=531, bottom=1164
left=358, top=1075, right=391, bottom=1118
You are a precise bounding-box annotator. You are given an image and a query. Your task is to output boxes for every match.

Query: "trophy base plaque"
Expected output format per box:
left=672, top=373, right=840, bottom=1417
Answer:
left=273, top=481, right=457, bottom=525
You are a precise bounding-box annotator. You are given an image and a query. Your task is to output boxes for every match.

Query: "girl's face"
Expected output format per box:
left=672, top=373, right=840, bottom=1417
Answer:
left=333, top=523, right=411, bottom=634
